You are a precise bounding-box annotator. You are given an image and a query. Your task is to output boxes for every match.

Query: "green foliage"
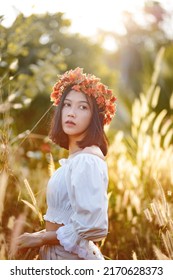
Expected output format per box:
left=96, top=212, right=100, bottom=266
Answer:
left=0, top=12, right=116, bottom=137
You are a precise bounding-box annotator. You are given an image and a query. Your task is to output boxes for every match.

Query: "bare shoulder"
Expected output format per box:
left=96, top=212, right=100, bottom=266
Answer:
left=82, top=145, right=105, bottom=160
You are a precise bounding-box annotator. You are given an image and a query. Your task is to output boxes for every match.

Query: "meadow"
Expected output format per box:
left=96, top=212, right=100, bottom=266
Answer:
left=0, top=47, right=173, bottom=260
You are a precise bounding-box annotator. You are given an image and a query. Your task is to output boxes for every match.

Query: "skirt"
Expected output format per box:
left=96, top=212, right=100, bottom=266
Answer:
left=39, top=245, right=84, bottom=260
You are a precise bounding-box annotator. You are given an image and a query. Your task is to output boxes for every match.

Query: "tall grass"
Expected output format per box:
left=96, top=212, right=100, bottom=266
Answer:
left=104, top=47, right=173, bottom=259
left=0, top=171, right=8, bottom=259
left=0, top=73, right=50, bottom=259
left=0, top=48, right=173, bottom=259
left=144, top=179, right=173, bottom=260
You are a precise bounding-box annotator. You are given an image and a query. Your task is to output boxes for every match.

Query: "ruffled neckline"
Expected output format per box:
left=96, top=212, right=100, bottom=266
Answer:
left=59, top=154, right=106, bottom=167
left=59, top=158, right=68, bottom=166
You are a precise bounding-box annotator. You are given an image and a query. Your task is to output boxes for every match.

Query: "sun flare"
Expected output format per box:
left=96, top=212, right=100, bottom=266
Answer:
left=1, top=0, right=167, bottom=50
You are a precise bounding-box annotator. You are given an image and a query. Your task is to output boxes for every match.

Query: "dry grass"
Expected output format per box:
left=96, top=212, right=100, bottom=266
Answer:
left=0, top=47, right=173, bottom=259
left=104, top=47, right=173, bottom=259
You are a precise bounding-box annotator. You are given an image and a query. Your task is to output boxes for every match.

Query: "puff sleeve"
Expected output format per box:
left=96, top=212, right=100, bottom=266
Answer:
left=56, top=154, right=108, bottom=259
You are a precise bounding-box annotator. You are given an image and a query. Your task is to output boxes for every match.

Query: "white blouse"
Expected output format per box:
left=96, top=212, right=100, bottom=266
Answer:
left=44, top=152, right=109, bottom=259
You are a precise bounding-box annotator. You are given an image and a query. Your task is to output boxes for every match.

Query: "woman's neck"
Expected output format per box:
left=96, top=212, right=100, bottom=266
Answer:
left=68, top=134, right=85, bottom=155
left=68, top=140, right=82, bottom=156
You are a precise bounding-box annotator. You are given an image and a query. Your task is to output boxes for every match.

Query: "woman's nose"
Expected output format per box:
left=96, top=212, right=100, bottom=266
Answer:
left=67, top=108, right=76, bottom=117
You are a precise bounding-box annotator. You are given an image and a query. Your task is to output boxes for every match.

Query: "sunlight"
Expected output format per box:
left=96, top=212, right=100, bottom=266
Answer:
left=1, top=0, right=145, bottom=32
left=1, top=0, right=168, bottom=50
left=66, top=0, right=144, bottom=35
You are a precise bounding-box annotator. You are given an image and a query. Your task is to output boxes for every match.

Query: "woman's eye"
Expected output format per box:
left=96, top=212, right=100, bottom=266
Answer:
left=63, top=103, right=70, bottom=107
left=80, top=105, right=87, bottom=110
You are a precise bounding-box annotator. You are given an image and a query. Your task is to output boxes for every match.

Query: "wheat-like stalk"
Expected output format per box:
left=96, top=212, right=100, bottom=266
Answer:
left=48, top=153, right=55, bottom=177
left=106, top=47, right=173, bottom=259
left=8, top=212, right=27, bottom=259
left=22, top=179, right=43, bottom=224
left=144, top=178, right=173, bottom=259
left=0, top=171, right=8, bottom=223
left=153, top=245, right=170, bottom=260
left=132, top=250, right=138, bottom=260
left=161, top=231, right=173, bottom=259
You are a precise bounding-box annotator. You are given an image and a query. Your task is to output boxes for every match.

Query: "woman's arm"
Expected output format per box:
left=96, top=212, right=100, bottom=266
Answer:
left=16, top=230, right=59, bottom=250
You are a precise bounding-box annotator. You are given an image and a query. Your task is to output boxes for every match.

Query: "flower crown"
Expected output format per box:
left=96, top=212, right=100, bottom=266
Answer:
left=50, top=67, right=116, bottom=125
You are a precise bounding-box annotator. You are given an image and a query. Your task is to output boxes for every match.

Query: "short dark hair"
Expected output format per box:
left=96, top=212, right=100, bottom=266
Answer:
left=49, top=87, right=109, bottom=155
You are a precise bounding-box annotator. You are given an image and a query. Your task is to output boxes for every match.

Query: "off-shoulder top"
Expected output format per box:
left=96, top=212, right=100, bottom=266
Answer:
left=43, top=151, right=109, bottom=259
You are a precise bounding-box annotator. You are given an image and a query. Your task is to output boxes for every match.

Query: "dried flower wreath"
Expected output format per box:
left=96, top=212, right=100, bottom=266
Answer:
left=50, top=67, right=116, bottom=125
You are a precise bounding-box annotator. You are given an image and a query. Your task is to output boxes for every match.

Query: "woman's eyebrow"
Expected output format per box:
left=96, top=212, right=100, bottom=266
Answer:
left=64, top=98, right=89, bottom=104
left=78, top=101, right=89, bottom=104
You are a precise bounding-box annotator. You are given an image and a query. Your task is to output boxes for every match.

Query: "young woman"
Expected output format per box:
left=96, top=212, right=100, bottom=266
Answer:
left=15, top=67, right=116, bottom=260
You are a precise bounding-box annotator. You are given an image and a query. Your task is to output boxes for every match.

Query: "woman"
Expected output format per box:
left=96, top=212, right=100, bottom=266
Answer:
left=15, top=67, right=116, bottom=260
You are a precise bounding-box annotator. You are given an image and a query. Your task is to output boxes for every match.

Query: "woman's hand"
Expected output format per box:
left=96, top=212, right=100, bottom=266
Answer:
left=9, top=229, right=59, bottom=259
left=16, top=230, right=45, bottom=250
left=9, top=230, right=45, bottom=259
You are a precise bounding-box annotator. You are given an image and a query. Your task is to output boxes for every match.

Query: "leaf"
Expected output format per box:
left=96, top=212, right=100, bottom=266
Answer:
left=23, top=179, right=37, bottom=206
left=21, top=199, right=38, bottom=215
left=21, top=199, right=43, bottom=224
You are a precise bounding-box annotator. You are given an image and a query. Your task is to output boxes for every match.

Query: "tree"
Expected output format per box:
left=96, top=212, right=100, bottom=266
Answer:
left=0, top=12, right=116, bottom=136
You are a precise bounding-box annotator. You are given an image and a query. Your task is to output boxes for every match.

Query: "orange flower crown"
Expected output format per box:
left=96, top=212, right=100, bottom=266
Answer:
left=50, top=67, right=116, bottom=125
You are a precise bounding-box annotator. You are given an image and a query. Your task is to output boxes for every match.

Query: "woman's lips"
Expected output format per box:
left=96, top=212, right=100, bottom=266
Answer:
left=65, top=120, right=76, bottom=126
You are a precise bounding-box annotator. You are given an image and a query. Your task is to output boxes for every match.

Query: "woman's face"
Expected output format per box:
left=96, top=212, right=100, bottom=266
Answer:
left=61, top=90, right=92, bottom=140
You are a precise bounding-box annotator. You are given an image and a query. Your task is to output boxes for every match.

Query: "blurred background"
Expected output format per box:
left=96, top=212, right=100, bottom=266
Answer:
left=0, top=0, right=173, bottom=260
